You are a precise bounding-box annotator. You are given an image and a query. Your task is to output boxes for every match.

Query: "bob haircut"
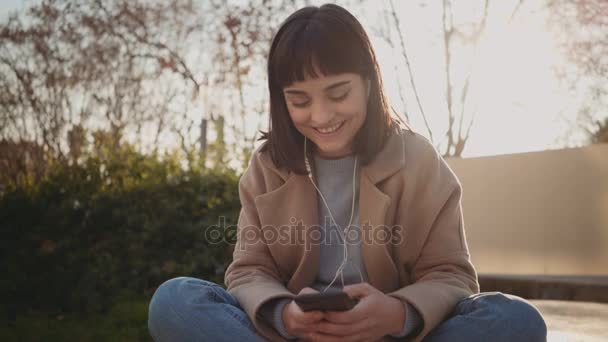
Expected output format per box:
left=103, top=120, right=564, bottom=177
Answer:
left=259, top=3, right=410, bottom=175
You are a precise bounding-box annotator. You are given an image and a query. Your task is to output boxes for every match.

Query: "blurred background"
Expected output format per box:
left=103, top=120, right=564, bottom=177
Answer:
left=1, top=0, right=606, bottom=341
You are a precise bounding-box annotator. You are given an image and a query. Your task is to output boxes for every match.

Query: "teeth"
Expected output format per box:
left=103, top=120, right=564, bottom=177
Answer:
left=316, top=121, right=343, bottom=134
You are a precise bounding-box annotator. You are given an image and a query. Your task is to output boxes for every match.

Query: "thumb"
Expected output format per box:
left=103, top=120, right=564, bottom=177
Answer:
left=298, top=287, right=319, bottom=295
left=342, top=283, right=373, bottom=299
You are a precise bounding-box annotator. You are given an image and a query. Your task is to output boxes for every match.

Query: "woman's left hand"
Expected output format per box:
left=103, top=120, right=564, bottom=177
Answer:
left=307, top=282, right=406, bottom=342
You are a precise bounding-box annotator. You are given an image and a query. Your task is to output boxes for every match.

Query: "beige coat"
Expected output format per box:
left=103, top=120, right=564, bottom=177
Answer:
left=224, top=127, right=480, bottom=342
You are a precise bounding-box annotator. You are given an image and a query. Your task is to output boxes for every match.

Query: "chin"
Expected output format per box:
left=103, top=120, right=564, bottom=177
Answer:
left=316, top=144, right=350, bottom=157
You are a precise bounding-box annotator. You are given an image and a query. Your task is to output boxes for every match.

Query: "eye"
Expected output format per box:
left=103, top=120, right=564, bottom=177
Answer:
left=292, top=101, right=310, bottom=108
left=330, top=91, right=349, bottom=102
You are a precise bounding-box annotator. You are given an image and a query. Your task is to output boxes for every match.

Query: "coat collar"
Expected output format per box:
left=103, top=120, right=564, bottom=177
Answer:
left=258, top=127, right=408, bottom=185
left=254, top=128, right=409, bottom=294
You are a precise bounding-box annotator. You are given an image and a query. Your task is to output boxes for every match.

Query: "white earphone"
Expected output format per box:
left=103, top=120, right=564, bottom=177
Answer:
left=304, top=136, right=364, bottom=292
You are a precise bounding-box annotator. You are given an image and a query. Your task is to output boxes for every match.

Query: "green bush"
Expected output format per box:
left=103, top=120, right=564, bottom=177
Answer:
left=1, top=145, right=240, bottom=317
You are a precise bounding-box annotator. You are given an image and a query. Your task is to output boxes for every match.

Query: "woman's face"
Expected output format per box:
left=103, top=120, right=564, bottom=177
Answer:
left=282, top=70, right=369, bottom=159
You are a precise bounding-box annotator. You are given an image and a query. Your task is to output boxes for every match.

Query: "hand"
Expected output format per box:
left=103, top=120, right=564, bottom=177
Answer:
left=283, top=287, right=325, bottom=339
left=306, top=282, right=406, bottom=342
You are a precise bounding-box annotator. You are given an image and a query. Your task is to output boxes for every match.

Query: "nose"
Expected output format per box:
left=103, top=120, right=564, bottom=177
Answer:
left=309, top=99, right=335, bottom=127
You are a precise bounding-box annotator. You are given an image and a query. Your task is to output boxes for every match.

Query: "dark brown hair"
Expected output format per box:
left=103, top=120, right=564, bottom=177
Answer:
left=259, top=3, right=410, bottom=175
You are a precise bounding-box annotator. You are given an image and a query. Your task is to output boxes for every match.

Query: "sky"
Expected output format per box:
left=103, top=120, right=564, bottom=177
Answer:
left=357, top=0, right=581, bottom=158
left=0, top=0, right=593, bottom=160
left=1, top=0, right=31, bottom=21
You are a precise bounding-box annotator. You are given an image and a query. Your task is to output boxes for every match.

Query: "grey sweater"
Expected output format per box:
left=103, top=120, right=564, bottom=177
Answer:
left=259, top=152, right=422, bottom=339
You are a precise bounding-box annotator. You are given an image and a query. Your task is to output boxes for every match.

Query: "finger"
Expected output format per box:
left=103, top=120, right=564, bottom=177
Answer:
left=299, top=287, right=319, bottom=295
left=307, top=331, right=363, bottom=342
left=314, top=316, right=370, bottom=337
left=295, top=308, right=324, bottom=324
left=342, top=282, right=373, bottom=299
left=324, top=305, right=366, bottom=324
left=307, top=332, right=339, bottom=342
left=300, top=312, right=324, bottom=324
left=300, top=333, right=313, bottom=342
left=352, top=333, right=375, bottom=342
left=290, top=298, right=324, bottom=322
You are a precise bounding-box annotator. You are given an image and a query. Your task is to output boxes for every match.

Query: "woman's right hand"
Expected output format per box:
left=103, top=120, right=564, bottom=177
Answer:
left=283, top=287, right=325, bottom=340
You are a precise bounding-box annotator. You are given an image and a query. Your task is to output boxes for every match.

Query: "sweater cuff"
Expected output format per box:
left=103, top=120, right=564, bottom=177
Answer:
left=259, top=297, right=298, bottom=340
left=389, top=302, right=423, bottom=338
left=273, top=298, right=298, bottom=340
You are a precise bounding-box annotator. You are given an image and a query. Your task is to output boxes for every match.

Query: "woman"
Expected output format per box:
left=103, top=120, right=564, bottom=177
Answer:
left=148, top=4, right=547, bottom=342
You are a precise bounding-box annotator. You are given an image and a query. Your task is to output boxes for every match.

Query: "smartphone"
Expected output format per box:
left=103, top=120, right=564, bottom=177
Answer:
left=294, top=289, right=359, bottom=312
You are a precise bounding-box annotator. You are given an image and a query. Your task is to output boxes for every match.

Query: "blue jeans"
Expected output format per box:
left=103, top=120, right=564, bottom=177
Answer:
left=148, top=277, right=547, bottom=342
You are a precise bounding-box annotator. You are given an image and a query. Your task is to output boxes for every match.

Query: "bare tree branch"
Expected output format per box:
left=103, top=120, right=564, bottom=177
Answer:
left=388, top=0, right=433, bottom=142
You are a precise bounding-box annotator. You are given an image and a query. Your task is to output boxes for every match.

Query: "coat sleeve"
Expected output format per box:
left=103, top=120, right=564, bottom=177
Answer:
left=224, top=153, right=296, bottom=342
left=386, top=138, right=480, bottom=341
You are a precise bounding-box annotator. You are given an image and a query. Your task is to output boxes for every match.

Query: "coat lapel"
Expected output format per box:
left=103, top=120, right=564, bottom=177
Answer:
left=359, top=167, right=400, bottom=293
left=254, top=172, right=320, bottom=294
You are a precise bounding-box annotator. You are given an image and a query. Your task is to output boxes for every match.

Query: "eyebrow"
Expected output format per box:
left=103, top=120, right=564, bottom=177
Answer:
left=283, top=80, right=351, bottom=95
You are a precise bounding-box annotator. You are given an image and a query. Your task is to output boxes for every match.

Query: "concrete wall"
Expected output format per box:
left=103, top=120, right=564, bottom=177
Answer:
left=446, top=143, right=608, bottom=276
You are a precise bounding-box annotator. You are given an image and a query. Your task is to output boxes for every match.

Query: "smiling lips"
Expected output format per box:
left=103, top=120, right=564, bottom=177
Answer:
left=314, top=120, right=345, bottom=135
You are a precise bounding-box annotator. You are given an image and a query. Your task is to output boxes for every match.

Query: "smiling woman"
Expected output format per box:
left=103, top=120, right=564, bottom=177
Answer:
left=147, top=4, right=548, bottom=342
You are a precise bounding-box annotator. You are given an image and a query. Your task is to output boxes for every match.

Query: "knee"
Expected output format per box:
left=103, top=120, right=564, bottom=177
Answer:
left=149, top=277, right=217, bottom=338
left=494, top=293, right=547, bottom=341
left=148, top=277, right=185, bottom=334
left=148, top=277, right=221, bottom=321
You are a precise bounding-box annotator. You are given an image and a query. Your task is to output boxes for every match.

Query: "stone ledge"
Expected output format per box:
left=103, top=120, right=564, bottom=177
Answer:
left=479, top=274, right=608, bottom=303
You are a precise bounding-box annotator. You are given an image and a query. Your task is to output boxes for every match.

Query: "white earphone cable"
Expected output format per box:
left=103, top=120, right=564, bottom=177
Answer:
left=304, top=137, right=364, bottom=292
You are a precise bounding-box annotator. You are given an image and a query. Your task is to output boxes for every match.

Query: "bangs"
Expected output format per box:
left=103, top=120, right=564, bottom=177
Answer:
left=270, top=16, right=369, bottom=88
